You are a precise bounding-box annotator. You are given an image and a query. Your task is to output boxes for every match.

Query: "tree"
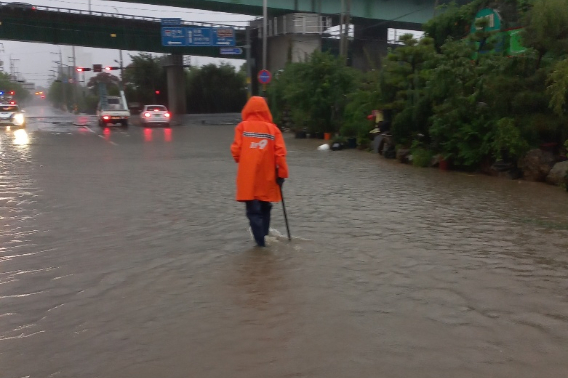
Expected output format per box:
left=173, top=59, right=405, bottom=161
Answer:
left=268, top=51, right=357, bottom=133
left=0, top=72, right=30, bottom=104
left=47, top=75, right=74, bottom=111
left=185, top=63, right=247, bottom=113
left=424, top=1, right=480, bottom=50
left=547, top=58, right=568, bottom=117
left=380, top=35, right=437, bottom=145
left=522, top=0, right=568, bottom=68
left=123, top=53, right=166, bottom=105
left=87, top=72, right=120, bottom=96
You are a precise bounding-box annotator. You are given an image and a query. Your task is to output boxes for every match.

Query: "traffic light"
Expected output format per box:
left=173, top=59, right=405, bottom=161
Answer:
left=155, top=90, right=160, bottom=95
left=76, top=67, right=92, bottom=72
left=9, top=91, right=14, bottom=95
left=105, top=66, right=120, bottom=71
left=93, top=64, right=102, bottom=73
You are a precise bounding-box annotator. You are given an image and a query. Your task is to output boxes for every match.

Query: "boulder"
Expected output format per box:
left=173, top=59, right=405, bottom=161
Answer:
left=396, top=148, right=411, bottom=164
left=518, top=149, right=555, bottom=182
left=546, top=161, right=568, bottom=186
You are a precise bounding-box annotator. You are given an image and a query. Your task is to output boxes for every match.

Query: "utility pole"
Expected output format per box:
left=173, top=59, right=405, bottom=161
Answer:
left=72, top=46, right=78, bottom=113
left=58, top=48, right=67, bottom=111
left=344, top=0, right=351, bottom=64
left=262, top=0, right=267, bottom=71
left=262, top=0, right=268, bottom=96
left=119, top=49, right=123, bottom=88
left=9, top=56, right=19, bottom=81
left=0, top=43, right=4, bottom=73
left=246, top=26, right=252, bottom=98
left=112, top=7, right=124, bottom=90
left=339, top=0, right=344, bottom=57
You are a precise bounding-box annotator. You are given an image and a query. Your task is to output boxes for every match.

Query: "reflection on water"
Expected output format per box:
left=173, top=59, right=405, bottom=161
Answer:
left=144, top=128, right=153, bottom=142
left=164, top=128, right=171, bottom=142
left=13, top=129, right=29, bottom=146
left=103, top=127, right=111, bottom=141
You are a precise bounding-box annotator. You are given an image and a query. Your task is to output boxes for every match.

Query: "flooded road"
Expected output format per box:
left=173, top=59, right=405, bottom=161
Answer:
left=1, top=106, right=568, bottom=377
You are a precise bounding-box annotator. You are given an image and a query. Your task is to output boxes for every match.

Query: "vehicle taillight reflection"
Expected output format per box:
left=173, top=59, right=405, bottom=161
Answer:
left=164, top=128, right=171, bottom=142
left=144, top=112, right=151, bottom=118
left=144, top=128, right=152, bottom=142
left=164, top=112, right=171, bottom=118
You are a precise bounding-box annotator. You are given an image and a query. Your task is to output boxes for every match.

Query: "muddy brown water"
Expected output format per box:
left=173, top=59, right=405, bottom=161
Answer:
left=1, top=108, right=567, bottom=377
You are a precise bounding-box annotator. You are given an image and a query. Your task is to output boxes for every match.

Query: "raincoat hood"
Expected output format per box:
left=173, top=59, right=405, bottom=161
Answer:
left=241, top=96, right=273, bottom=123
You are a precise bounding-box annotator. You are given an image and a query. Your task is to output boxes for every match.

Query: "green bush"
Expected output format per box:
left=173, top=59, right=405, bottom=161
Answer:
left=411, top=147, right=434, bottom=167
left=491, top=117, right=530, bottom=160
left=267, top=51, right=358, bottom=134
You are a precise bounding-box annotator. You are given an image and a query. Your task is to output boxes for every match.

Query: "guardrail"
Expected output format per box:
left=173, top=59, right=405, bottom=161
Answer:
left=0, top=1, right=247, bottom=30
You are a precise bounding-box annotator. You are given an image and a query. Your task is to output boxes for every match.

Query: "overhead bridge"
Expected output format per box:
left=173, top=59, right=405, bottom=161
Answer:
left=0, top=3, right=247, bottom=58
left=114, top=0, right=454, bottom=26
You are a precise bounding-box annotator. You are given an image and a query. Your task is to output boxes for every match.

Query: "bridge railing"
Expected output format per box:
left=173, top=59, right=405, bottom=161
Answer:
left=0, top=1, right=246, bottom=30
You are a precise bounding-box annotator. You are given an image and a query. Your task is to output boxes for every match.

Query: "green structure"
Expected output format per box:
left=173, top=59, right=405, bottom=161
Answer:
left=0, top=7, right=247, bottom=57
left=470, top=8, right=526, bottom=56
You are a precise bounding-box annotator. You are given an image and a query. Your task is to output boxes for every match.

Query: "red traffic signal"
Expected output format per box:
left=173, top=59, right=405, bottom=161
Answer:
left=76, top=67, right=92, bottom=72
left=155, top=90, right=160, bottom=95
left=9, top=91, right=14, bottom=95
left=105, top=66, right=120, bottom=71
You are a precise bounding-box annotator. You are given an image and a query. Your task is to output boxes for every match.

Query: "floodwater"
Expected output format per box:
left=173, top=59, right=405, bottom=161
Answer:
left=1, top=107, right=568, bottom=377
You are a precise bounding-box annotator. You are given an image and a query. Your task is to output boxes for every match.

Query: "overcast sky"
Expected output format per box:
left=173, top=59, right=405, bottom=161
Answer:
left=1, top=0, right=256, bottom=88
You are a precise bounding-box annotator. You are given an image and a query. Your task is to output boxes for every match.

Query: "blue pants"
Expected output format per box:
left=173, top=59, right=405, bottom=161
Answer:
left=246, top=200, right=272, bottom=247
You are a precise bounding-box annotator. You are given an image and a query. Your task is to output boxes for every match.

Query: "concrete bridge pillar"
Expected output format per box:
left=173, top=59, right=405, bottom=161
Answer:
left=164, top=54, right=186, bottom=115
left=267, top=34, right=321, bottom=72
left=251, top=13, right=329, bottom=93
left=351, top=25, right=389, bottom=71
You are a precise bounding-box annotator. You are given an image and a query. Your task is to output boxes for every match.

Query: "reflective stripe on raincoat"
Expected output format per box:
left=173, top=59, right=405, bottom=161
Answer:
left=231, top=96, right=289, bottom=202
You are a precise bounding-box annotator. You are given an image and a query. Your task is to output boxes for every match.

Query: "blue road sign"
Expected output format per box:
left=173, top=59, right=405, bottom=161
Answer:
left=161, top=26, right=236, bottom=47
left=162, top=27, right=186, bottom=46
left=258, top=69, right=272, bottom=84
left=161, top=18, right=181, bottom=26
left=220, top=47, right=243, bottom=55
left=187, top=28, right=213, bottom=46
left=212, top=28, right=236, bottom=47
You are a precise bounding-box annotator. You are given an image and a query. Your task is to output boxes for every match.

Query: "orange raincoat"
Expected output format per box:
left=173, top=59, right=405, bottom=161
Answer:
left=231, top=96, right=289, bottom=202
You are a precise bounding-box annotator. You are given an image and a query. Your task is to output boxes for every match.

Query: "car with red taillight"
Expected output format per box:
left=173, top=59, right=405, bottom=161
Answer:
left=140, top=105, right=171, bottom=127
left=97, top=96, right=130, bottom=128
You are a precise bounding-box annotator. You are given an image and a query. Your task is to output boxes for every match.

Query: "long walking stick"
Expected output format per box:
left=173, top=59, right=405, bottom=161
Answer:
left=278, top=183, right=292, bottom=241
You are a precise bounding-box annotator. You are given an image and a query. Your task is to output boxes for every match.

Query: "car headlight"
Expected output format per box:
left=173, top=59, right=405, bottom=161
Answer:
left=13, top=113, right=25, bottom=125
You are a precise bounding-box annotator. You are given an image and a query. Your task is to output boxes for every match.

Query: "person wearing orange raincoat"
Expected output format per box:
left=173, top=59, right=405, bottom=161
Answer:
left=231, top=96, right=289, bottom=247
